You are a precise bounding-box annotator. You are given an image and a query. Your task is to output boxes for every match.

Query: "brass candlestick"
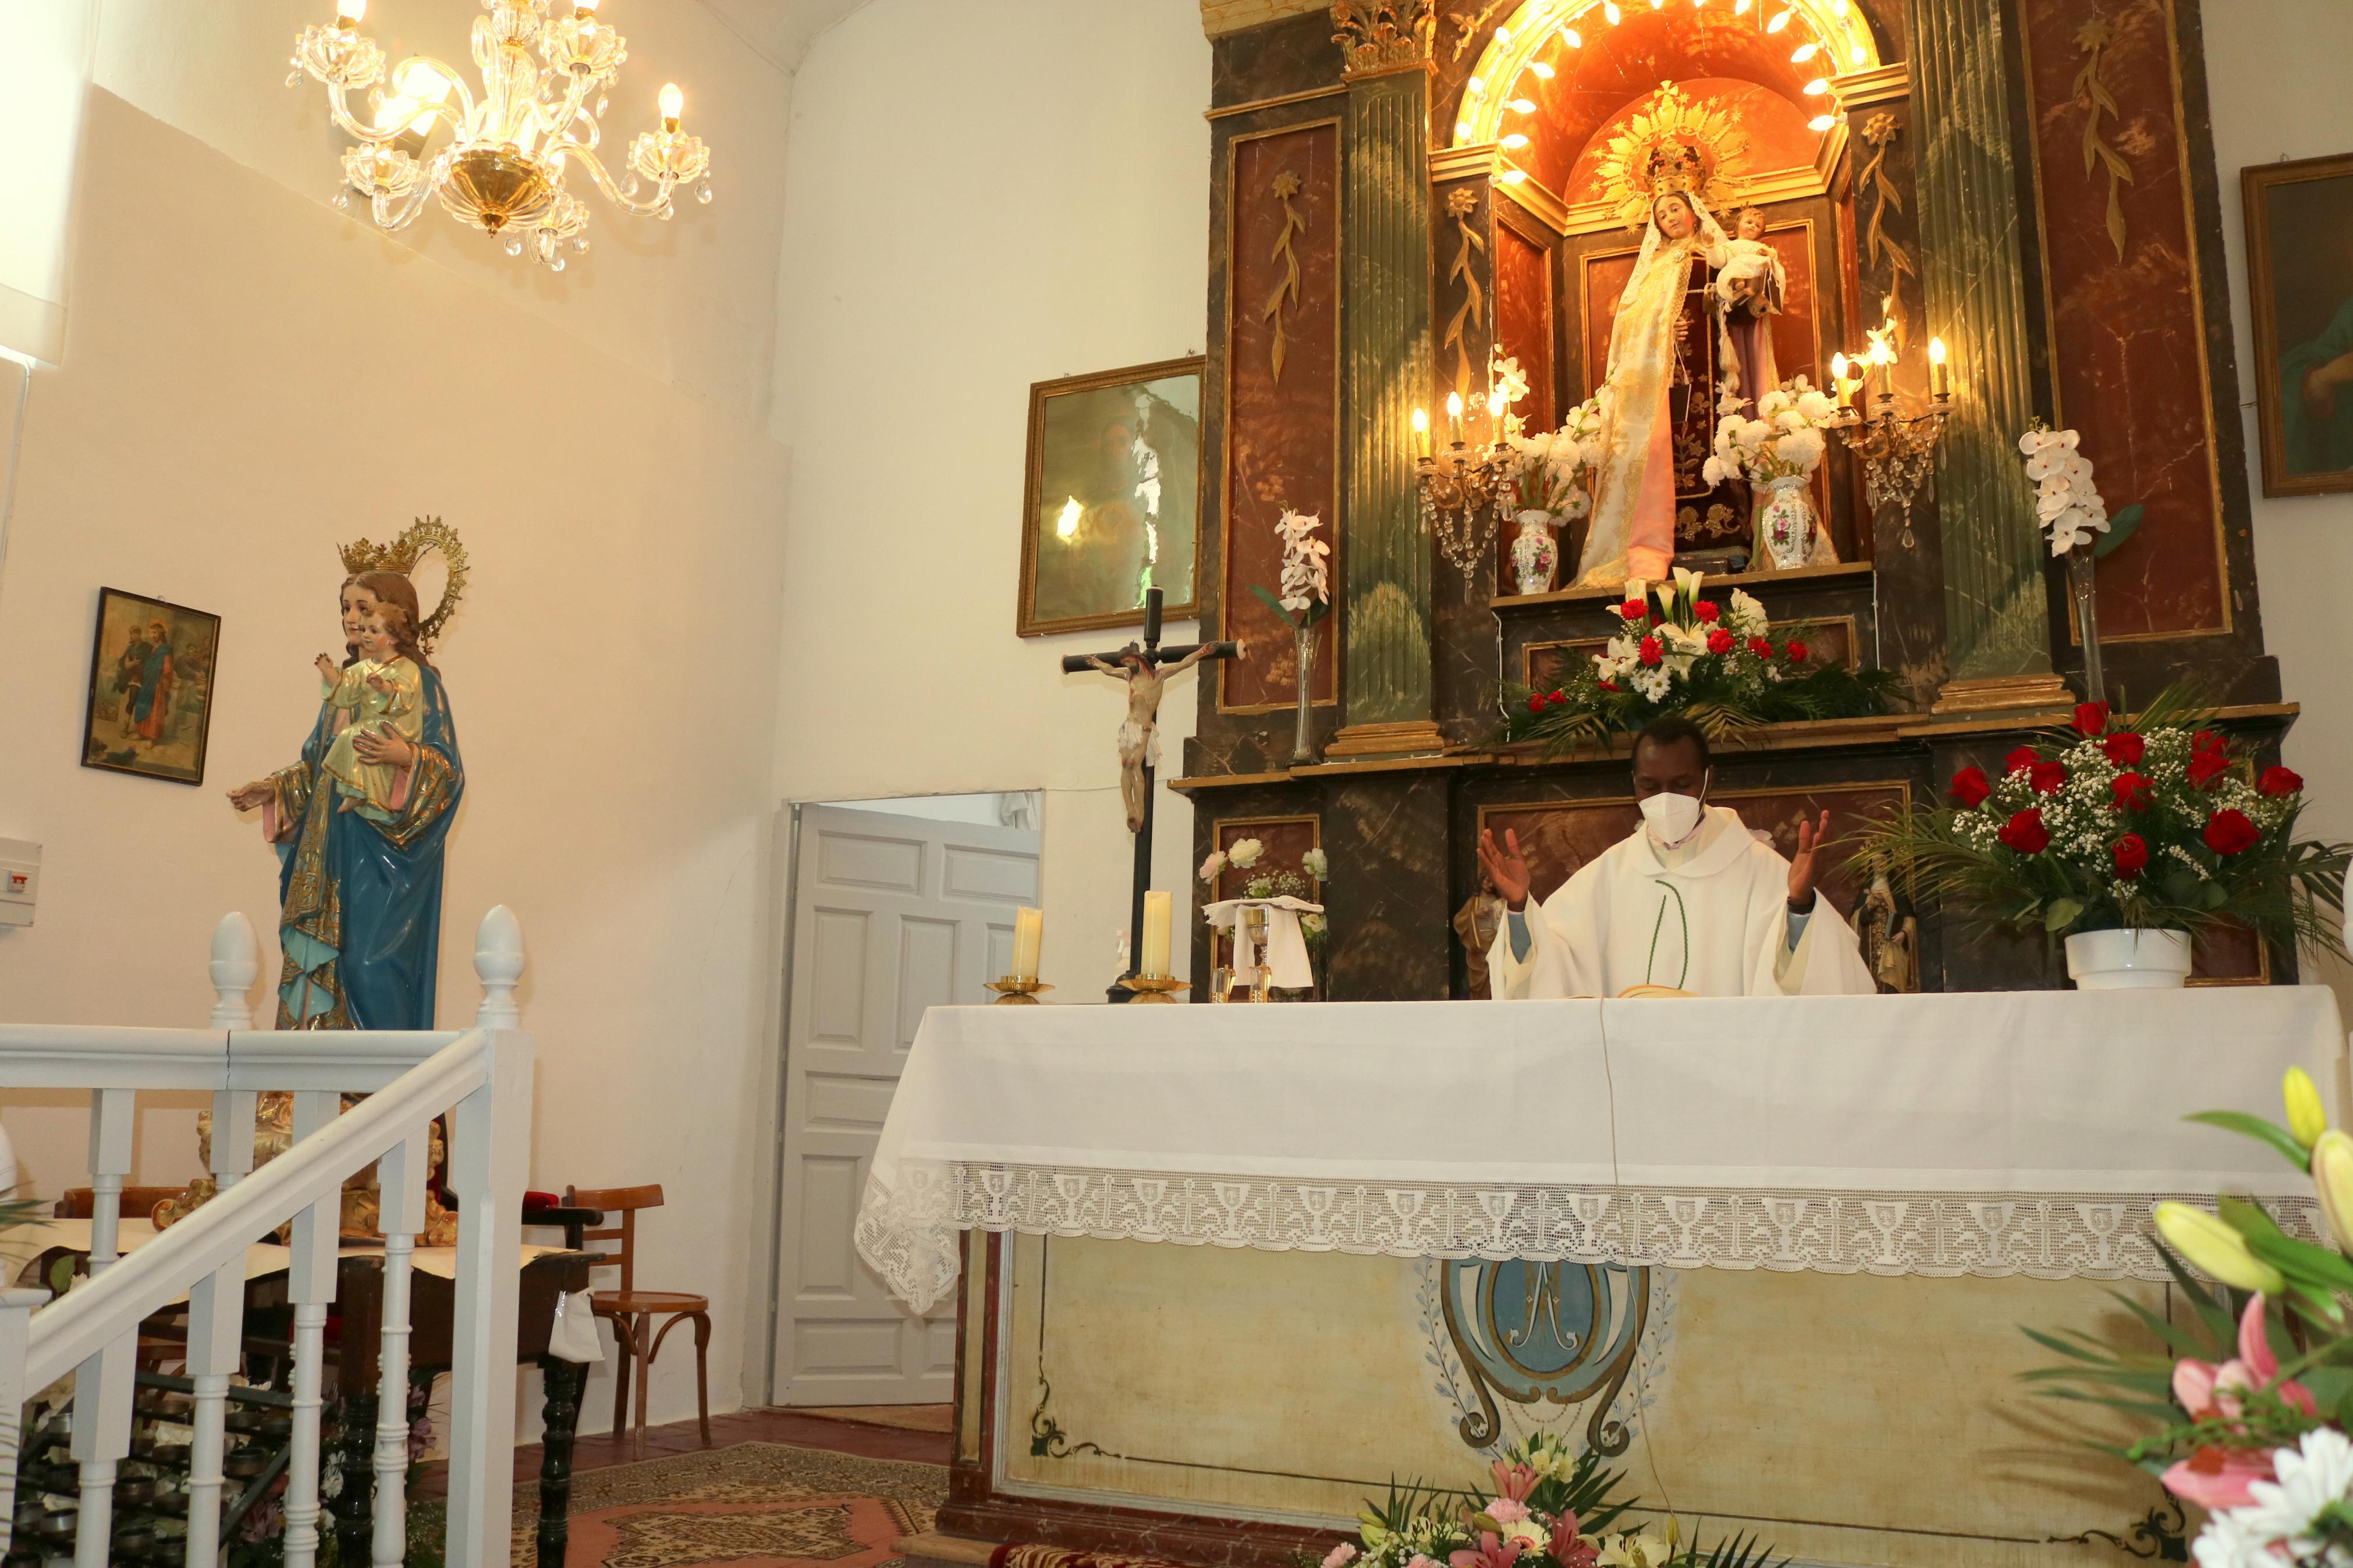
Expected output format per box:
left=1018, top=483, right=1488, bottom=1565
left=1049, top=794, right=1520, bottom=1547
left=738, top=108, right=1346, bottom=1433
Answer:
left=1116, top=975, right=1190, bottom=1004
left=1826, top=389, right=1952, bottom=551
left=984, top=977, right=1053, bottom=1005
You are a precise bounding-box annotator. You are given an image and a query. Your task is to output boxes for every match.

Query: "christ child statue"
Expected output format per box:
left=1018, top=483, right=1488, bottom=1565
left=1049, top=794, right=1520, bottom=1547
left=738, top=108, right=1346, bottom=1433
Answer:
left=315, top=609, right=425, bottom=823
left=1712, top=206, right=1784, bottom=314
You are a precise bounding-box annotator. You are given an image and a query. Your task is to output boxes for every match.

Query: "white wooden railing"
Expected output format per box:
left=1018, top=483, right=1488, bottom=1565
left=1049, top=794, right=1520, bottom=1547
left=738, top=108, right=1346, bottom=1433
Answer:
left=0, top=906, right=535, bottom=1567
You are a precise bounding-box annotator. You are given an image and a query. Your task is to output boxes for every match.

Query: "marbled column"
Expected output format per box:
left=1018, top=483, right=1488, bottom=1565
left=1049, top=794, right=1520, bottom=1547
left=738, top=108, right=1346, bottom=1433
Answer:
left=1905, top=0, right=2053, bottom=687
left=1339, top=66, right=1438, bottom=735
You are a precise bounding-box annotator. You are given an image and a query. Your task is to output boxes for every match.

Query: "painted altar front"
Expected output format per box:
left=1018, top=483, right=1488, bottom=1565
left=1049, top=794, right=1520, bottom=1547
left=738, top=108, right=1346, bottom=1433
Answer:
left=863, top=993, right=2344, bottom=1568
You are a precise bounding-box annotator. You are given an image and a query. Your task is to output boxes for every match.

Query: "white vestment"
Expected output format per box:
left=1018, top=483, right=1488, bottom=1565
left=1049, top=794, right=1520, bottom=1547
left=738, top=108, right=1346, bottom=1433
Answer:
left=1486, top=806, right=1878, bottom=999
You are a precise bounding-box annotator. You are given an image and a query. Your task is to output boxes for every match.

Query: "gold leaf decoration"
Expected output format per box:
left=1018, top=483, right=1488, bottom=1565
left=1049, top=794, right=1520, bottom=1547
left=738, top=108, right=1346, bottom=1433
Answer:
left=1264, top=170, right=1307, bottom=383
left=1441, top=184, right=1487, bottom=395
left=1588, top=83, right=1752, bottom=232
left=1859, top=113, right=1917, bottom=291
left=2072, top=17, right=2134, bottom=262
left=1330, top=0, right=1435, bottom=75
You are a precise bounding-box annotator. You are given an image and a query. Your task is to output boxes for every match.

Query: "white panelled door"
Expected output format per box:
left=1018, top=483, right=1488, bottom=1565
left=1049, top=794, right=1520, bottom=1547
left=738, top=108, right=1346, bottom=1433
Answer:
left=773, top=804, right=1039, bottom=1405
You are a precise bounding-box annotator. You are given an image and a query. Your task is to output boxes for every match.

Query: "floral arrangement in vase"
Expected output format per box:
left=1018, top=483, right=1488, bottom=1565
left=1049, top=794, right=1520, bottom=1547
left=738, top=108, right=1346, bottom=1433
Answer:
left=1851, top=693, right=2350, bottom=988
left=1702, top=377, right=1839, bottom=571
left=1500, top=390, right=1607, bottom=596
left=1249, top=510, right=1332, bottom=765
left=1200, top=840, right=1328, bottom=992
left=2026, top=1069, right=2353, bottom=1567
left=1505, top=569, right=1894, bottom=749
left=2020, top=422, right=2144, bottom=707
left=1305, top=1431, right=1777, bottom=1568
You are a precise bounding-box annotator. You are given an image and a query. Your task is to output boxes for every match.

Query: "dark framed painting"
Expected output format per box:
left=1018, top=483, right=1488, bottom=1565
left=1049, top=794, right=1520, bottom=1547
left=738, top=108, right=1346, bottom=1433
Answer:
left=80, top=588, right=220, bottom=785
left=1017, top=355, right=1204, bottom=638
left=2244, top=154, right=2353, bottom=497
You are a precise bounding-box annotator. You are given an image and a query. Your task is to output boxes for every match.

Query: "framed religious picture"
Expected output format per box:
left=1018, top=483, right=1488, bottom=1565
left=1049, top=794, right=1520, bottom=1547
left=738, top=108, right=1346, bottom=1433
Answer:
left=2244, top=154, right=2353, bottom=497
left=1017, top=355, right=1204, bottom=638
left=80, top=588, right=221, bottom=785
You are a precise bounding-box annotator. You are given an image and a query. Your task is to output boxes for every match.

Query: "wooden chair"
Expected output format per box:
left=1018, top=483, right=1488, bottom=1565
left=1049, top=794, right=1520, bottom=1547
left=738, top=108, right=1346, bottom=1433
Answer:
left=563, top=1184, right=711, bottom=1444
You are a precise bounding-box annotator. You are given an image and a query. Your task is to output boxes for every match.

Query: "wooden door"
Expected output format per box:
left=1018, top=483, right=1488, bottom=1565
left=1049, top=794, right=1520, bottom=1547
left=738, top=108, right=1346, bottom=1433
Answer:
left=772, top=803, right=1039, bottom=1405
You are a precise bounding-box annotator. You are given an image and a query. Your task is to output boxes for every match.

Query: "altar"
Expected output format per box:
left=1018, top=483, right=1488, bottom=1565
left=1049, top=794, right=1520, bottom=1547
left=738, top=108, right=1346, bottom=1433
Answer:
left=859, top=990, right=2343, bottom=1568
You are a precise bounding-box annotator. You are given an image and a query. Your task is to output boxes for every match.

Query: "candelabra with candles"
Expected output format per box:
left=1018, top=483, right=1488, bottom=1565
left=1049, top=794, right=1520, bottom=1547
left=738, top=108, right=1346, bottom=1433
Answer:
left=1413, top=390, right=1517, bottom=575
left=1823, top=336, right=1954, bottom=550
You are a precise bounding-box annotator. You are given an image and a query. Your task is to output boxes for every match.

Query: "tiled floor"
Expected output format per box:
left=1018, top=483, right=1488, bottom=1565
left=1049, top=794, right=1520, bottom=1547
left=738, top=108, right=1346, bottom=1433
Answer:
left=414, top=1405, right=954, bottom=1498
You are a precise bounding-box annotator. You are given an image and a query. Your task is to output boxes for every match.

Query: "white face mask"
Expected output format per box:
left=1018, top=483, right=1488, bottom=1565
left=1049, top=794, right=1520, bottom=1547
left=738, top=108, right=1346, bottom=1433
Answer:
left=1639, top=788, right=1708, bottom=849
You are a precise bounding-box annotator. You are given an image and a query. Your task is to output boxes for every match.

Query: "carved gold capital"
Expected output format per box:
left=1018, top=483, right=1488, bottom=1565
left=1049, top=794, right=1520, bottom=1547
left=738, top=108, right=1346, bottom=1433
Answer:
left=1330, top=0, right=1434, bottom=76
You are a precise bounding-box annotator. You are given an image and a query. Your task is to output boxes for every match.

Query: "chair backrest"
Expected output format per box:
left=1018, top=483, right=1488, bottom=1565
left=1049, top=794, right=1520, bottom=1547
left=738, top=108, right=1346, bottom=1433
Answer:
left=54, top=1187, right=189, bottom=1221
left=563, top=1183, right=663, bottom=1294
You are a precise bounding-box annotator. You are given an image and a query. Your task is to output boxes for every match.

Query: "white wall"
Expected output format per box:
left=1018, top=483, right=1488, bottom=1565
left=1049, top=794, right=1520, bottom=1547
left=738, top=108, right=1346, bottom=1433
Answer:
left=0, top=88, right=790, bottom=1435
left=769, top=0, right=1214, bottom=1004
left=2206, top=0, right=2353, bottom=1005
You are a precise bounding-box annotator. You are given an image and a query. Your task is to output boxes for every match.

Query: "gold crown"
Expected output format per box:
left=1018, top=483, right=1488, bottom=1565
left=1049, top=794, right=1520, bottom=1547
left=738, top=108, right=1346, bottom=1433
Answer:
left=336, top=515, right=469, bottom=653
left=1593, top=83, right=1752, bottom=230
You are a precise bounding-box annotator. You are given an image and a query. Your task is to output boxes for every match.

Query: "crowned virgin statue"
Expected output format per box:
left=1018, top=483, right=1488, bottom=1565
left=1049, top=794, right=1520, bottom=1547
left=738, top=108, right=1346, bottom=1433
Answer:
left=225, top=521, right=467, bottom=1030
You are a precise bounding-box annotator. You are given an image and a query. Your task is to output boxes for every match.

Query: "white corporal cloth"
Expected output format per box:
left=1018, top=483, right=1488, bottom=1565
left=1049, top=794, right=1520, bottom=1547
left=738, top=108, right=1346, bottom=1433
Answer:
left=852, top=989, right=2346, bottom=1314
left=1204, top=897, right=1322, bottom=991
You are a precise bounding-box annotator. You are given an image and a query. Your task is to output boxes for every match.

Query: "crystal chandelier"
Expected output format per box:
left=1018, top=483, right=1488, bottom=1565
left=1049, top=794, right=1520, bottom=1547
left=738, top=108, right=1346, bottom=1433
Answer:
left=287, top=0, right=714, bottom=271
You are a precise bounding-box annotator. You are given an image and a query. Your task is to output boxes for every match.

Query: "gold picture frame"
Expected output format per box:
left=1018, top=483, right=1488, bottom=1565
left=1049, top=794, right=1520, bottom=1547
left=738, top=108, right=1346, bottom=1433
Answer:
left=2243, top=153, right=2353, bottom=497
left=80, top=587, right=222, bottom=786
left=1017, top=355, right=1205, bottom=638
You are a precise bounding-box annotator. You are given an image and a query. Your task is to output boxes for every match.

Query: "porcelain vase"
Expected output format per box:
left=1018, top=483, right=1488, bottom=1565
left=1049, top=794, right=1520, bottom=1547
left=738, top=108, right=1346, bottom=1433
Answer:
left=1510, top=511, right=1559, bottom=596
left=1756, top=474, right=1824, bottom=571
left=2063, top=927, right=2192, bottom=990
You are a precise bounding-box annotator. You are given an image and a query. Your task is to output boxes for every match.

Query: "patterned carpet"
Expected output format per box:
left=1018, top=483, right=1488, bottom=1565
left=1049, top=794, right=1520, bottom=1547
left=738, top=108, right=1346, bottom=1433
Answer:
left=419, top=1439, right=949, bottom=1566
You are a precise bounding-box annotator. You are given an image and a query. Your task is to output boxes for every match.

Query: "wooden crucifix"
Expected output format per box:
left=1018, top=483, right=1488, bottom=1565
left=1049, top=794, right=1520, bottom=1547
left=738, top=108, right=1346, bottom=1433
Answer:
left=1063, top=586, right=1238, bottom=1001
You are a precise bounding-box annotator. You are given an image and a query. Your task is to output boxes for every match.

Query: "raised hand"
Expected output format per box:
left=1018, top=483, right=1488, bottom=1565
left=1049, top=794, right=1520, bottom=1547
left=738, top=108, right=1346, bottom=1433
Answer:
left=1478, top=827, right=1534, bottom=912
left=1787, top=809, right=1833, bottom=911
left=315, top=653, right=338, bottom=682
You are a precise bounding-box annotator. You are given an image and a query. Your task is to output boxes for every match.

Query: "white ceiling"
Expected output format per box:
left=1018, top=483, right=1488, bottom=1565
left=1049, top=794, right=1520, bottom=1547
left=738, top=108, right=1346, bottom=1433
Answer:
left=697, top=0, right=878, bottom=73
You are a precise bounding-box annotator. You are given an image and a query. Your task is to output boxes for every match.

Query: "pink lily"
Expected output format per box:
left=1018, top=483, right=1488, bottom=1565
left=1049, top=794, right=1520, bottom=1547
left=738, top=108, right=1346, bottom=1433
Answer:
left=1450, top=1533, right=1525, bottom=1568
left=1490, top=1460, right=1539, bottom=1504
left=2170, top=1296, right=2318, bottom=1423
left=2160, top=1444, right=2281, bottom=1512
left=1550, top=1513, right=1599, bottom=1568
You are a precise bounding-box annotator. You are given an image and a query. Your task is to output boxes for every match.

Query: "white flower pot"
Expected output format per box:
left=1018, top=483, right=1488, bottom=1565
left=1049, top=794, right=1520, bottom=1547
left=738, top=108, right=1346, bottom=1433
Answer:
left=2064, top=927, right=2193, bottom=990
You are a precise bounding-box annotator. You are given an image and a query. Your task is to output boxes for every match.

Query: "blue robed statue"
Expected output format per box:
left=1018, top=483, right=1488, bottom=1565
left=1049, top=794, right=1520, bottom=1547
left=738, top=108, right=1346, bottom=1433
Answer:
left=229, top=536, right=466, bottom=1030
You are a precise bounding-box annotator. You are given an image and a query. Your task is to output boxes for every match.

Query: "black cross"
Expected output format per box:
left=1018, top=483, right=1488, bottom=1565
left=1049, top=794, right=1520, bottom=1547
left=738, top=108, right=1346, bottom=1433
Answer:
left=1062, top=586, right=1238, bottom=1001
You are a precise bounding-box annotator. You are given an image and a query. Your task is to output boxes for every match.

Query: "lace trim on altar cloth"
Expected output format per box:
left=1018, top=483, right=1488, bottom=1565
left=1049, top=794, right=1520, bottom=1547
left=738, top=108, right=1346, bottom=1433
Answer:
left=851, top=1161, right=2326, bottom=1317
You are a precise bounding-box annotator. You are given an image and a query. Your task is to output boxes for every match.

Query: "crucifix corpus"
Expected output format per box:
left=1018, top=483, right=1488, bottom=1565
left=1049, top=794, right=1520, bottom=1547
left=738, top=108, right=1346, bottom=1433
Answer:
left=1063, top=585, right=1238, bottom=1001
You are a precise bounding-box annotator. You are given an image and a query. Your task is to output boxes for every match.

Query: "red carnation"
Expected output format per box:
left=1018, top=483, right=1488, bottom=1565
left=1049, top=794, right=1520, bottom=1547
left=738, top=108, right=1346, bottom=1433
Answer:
left=2028, top=760, right=2069, bottom=796
left=1748, top=637, right=1773, bottom=658
left=2260, top=765, right=2304, bottom=798
left=1638, top=636, right=1663, bottom=667
left=1598, top=679, right=1618, bottom=692
left=2073, top=701, right=2110, bottom=737
left=1706, top=628, right=1736, bottom=655
left=1550, top=689, right=1564, bottom=703
left=2204, top=809, right=2260, bottom=856
left=2187, top=749, right=2233, bottom=790
left=1949, top=766, right=1992, bottom=808
left=2111, top=771, right=2152, bottom=813
left=1998, top=808, right=2051, bottom=855
left=1649, top=611, right=1665, bottom=627
left=2111, top=833, right=2149, bottom=879
left=1528, top=694, right=1547, bottom=713
left=1695, top=601, right=1721, bottom=623
left=2100, top=731, right=2145, bottom=766
left=1619, top=600, right=1647, bottom=621
left=1785, top=639, right=1809, bottom=663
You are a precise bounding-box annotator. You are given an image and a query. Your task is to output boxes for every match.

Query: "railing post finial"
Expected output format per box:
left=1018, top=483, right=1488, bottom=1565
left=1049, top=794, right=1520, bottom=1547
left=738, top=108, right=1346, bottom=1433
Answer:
left=474, top=905, right=525, bottom=1030
left=208, top=913, right=258, bottom=1030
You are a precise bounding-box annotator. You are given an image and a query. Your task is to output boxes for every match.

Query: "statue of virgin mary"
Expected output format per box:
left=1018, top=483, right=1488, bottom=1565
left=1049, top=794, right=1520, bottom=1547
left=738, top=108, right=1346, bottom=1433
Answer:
left=1573, top=187, right=1731, bottom=588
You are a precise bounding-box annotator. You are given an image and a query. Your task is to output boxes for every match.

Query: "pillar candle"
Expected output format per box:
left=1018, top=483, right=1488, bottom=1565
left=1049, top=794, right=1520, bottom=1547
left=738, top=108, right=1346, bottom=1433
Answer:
left=1140, top=891, right=1172, bottom=979
left=1012, top=906, right=1043, bottom=980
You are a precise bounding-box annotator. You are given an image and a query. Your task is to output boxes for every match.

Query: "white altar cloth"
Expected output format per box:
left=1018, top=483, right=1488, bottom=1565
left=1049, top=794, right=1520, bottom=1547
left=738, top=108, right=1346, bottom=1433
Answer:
left=853, top=990, right=2346, bottom=1314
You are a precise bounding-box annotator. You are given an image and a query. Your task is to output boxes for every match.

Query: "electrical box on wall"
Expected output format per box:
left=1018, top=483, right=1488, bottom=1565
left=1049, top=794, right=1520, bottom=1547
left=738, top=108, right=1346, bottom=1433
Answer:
left=0, top=841, right=39, bottom=927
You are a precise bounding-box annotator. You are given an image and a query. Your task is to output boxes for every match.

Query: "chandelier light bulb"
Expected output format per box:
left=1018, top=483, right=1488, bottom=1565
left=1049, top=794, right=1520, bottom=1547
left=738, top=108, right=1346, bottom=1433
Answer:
left=1497, top=24, right=1511, bottom=44
left=1869, top=340, right=1892, bottom=367
left=1502, top=132, right=1531, bottom=148
left=1561, top=27, right=1582, bottom=47
left=1832, top=0, right=1850, bottom=12
left=1457, top=119, right=1475, bottom=138
left=659, top=82, right=684, bottom=123
left=1501, top=168, right=1528, bottom=183
left=1851, top=41, right=1868, bottom=62
left=1735, top=0, right=1752, bottom=12
left=1446, top=391, right=1465, bottom=418
left=1928, top=336, right=1947, bottom=365
left=1791, top=40, right=1820, bottom=62
left=1468, top=76, right=1485, bottom=95
left=1509, top=97, right=1536, bottom=113
left=1808, top=112, right=1835, bottom=131
left=1529, top=60, right=1556, bottom=79
left=1802, top=77, right=1830, bottom=94
left=335, top=0, right=365, bottom=24
left=1412, top=407, right=1429, bottom=433
left=1766, top=9, right=1793, bottom=31
left=1603, top=1, right=1622, bottom=24
left=1831, top=351, right=1848, bottom=379
left=574, top=0, right=599, bottom=12
left=1488, top=390, right=1509, bottom=419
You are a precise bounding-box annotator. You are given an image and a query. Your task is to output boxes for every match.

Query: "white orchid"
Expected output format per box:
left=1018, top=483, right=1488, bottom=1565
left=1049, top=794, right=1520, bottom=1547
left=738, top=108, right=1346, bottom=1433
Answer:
left=1274, top=510, right=1332, bottom=613
left=2018, top=425, right=2111, bottom=556
left=1228, top=837, right=1264, bottom=869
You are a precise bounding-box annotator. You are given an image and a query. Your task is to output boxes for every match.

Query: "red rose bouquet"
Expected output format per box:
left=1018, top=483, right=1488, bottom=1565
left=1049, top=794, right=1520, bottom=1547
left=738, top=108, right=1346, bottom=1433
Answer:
left=1853, top=691, right=2351, bottom=955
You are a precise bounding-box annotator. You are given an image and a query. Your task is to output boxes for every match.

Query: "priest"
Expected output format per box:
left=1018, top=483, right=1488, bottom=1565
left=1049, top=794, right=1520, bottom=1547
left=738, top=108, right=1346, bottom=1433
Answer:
left=1478, top=715, right=1877, bottom=997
